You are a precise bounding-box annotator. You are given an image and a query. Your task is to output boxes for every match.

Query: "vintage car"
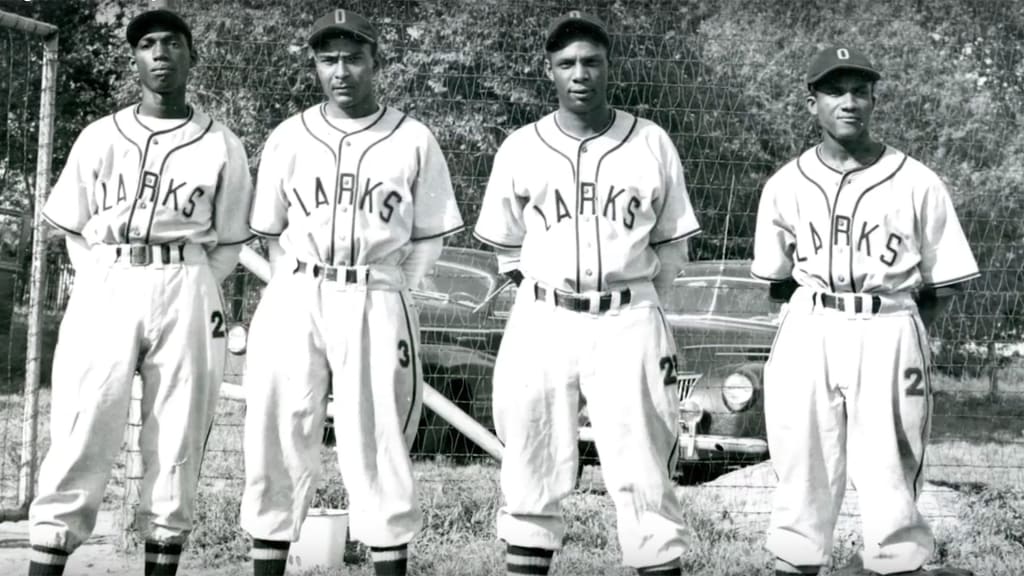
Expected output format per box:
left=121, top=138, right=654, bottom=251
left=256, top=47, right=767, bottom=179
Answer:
left=223, top=248, right=781, bottom=474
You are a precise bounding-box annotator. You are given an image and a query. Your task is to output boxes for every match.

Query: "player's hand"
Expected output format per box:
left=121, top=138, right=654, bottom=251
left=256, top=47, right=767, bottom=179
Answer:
left=504, top=269, right=524, bottom=287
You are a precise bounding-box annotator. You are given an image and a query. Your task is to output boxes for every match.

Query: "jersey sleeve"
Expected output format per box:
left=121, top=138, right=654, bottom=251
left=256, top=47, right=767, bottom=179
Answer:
left=42, top=126, right=97, bottom=236
left=411, top=130, right=464, bottom=241
left=472, top=135, right=527, bottom=249
left=248, top=127, right=290, bottom=238
left=650, top=130, right=701, bottom=246
left=751, top=177, right=797, bottom=281
left=213, top=130, right=254, bottom=245
left=918, top=178, right=980, bottom=289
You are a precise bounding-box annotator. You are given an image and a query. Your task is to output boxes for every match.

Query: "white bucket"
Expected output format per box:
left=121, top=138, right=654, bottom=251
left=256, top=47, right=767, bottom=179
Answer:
left=287, top=508, right=350, bottom=570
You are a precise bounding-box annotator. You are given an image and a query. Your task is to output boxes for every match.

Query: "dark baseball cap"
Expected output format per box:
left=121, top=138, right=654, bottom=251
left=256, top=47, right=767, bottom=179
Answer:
left=806, top=45, right=881, bottom=86
left=545, top=10, right=610, bottom=52
left=126, top=0, right=192, bottom=48
left=308, top=9, right=379, bottom=47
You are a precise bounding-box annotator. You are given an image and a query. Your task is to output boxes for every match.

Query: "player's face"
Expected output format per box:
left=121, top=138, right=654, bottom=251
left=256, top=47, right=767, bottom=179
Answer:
left=133, top=28, right=193, bottom=95
left=808, top=72, right=876, bottom=143
left=546, top=38, right=609, bottom=116
left=313, top=36, right=379, bottom=118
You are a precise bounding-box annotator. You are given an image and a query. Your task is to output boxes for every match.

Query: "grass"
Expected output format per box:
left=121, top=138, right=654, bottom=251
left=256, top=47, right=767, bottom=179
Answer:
left=2, top=362, right=1024, bottom=574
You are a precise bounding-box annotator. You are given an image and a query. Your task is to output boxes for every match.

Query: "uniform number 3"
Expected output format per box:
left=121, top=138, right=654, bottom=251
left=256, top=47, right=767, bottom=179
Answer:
left=398, top=340, right=410, bottom=368
left=904, top=367, right=925, bottom=397
left=210, top=311, right=225, bottom=338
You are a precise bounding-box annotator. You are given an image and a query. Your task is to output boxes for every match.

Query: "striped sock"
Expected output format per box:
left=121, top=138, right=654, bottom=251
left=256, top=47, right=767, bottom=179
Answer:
left=636, top=561, right=682, bottom=576
left=371, top=544, right=409, bottom=576
left=144, top=541, right=182, bottom=576
left=506, top=544, right=554, bottom=575
left=251, top=539, right=290, bottom=576
left=28, top=545, right=69, bottom=576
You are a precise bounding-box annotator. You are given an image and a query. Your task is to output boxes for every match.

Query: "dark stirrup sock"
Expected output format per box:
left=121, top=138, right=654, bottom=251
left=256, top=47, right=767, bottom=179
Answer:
left=251, top=538, right=290, bottom=576
left=506, top=544, right=554, bottom=575
left=371, top=543, right=409, bottom=576
left=28, top=545, right=69, bottom=576
left=144, top=541, right=183, bottom=576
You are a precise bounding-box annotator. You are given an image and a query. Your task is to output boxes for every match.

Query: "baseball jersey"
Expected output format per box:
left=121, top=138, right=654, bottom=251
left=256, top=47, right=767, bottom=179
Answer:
left=751, top=145, right=980, bottom=293
left=43, top=105, right=253, bottom=247
left=249, top=104, right=464, bottom=266
left=473, top=110, right=701, bottom=293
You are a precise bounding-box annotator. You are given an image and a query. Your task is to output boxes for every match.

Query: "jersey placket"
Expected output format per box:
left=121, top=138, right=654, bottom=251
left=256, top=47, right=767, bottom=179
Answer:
left=125, top=134, right=171, bottom=244
left=329, top=133, right=355, bottom=266
left=576, top=139, right=603, bottom=293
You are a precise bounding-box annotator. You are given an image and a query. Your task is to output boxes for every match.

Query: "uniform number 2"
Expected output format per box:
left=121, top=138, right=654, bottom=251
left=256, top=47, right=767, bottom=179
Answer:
left=904, top=367, right=925, bottom=397
left=210, top=311, right=225, bottom=338
left=659, top=355, right=679, bottom=386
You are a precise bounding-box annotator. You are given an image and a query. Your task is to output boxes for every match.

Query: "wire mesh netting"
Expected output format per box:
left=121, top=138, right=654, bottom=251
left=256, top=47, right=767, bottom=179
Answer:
left=4, top=0, right=1024, bottom=572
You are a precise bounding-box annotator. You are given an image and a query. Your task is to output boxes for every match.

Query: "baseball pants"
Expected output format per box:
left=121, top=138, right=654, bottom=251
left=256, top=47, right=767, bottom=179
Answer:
left=30, top=244, right=224, bottom=552
left=765, top=287, right=934, bottom=574
left=240, top=262, right=423, bottom=548
left=493, top=278, right=688, bottom=569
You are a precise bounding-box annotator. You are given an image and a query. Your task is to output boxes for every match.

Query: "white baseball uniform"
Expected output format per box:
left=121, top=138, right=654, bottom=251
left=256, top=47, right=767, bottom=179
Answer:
left=752, top=145, right=980, bottom=574
left=473, top=110, right=701, bottom=569
left=31, top=105, right=253, bottom=552
left=240, top=104, right=463, bottom=547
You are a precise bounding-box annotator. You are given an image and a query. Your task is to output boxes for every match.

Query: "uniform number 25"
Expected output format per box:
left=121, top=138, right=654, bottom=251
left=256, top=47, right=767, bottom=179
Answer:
left=904, top=367, right=925, bottom=397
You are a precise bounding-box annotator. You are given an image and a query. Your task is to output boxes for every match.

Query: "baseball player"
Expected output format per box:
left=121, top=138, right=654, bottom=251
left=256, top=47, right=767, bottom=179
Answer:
left=27, top=3, right=253, bottom=576
left=474, top=11, right=700, bottom=576
left=239, top=9, right=463, bottom=576
left=752, top=46, right=979, bottom=576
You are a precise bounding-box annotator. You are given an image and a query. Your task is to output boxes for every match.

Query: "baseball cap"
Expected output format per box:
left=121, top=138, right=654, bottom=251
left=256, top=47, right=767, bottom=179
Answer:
left=308, top=9, right=379, bottom=48
left=126, top=0, right=192, bottom=48
left=544, top=10, right=610, bottom=52
left=806, top=45, right=881, bottom=86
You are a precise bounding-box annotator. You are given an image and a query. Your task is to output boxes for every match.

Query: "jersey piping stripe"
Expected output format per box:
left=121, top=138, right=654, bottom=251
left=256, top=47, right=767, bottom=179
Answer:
left=533, top=124, right=577, bottom=284
left=655, top=306, right=681, bottom=476
left=132, top=104, right=193, bottom=134
left=591, top=113, right=634, bottom=291
left=411, top=224, right=465, bottom=242
left=796, top=157, right=835, bottom=292
left=471, top=230, right=522, bottom=249
left=323, top=107, right=389, bottom=264
left=847, top=152, right=907, bottom=292
left=217, top=234, right=256, bottom=246
left=649, top=227, right=701, bottom=247
left=924, top=271, right=982, bottom=289
left=749, top=270, right=790, bottom=283
left=249, top=226, right=282, bottom=238
left=909, top=317, right=932, bottom=500
left=348, top=111, right=406, bottom=265
left=397, top=291, right=419, bottom=436
left=300, top=111, right=338, bottom=163
left=41, top=213, right=83, bottom=236
left=142, top=118, right=214, bottom=244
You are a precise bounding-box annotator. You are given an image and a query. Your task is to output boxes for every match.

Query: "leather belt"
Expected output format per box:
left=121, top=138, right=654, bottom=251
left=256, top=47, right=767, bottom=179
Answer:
left=533, top=284, right=632, bottom=313
left=294, top=261, right=368, bottom=284
left=816, top=292, right=882, bottom=314
left=115, top=244, right=187, bottom=266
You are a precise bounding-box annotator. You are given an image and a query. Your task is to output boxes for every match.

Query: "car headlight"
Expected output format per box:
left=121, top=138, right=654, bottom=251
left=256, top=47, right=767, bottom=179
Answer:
left=722, top=371, right=755, bottom=412
left=679, top=398, right=703, bottom=429
left=227, top=324, right=248, bottom=355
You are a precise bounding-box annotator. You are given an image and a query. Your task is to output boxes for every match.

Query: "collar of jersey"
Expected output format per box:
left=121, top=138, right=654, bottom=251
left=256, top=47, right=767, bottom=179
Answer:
left=318, top=103, right=387, bottom=135
left=132, top=104, right=194, bottom=134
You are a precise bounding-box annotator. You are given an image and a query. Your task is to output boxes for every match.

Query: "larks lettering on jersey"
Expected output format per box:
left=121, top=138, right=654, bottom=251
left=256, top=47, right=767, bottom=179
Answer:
left=473, top=110, right=700, bottom=293
left=249, top=104, right=464, bottom=267
left=42, top=106, right=253, bottom=247
left=751, top=145, right=980, bottom=293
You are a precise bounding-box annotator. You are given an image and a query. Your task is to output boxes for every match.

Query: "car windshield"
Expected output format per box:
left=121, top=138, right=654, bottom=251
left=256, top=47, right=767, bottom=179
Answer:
left=667, top=276, right=781, bottom=319
left=413, top=261, right=496, bottom=307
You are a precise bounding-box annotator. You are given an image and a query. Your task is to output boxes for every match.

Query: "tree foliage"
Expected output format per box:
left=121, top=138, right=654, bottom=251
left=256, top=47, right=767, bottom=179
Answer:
left=1, top=0, right=1021, bottom=367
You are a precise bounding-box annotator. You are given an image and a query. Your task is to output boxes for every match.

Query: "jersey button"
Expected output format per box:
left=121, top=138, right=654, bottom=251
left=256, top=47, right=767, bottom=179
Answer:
left=585, top=269, right=593, bottom=277
left=581, top=146, right=588, bottom=153
left=345, top=141, right=352, bottom=147
left=838, top=274, right=847, bottom=283
left=130, top=227, right=141, bottom=237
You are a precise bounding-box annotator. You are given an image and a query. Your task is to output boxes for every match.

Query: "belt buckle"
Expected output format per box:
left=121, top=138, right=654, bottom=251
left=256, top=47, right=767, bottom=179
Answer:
left=324, top=267, right=338, bottom=282
left=129, top=245, right=151, bottom=266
